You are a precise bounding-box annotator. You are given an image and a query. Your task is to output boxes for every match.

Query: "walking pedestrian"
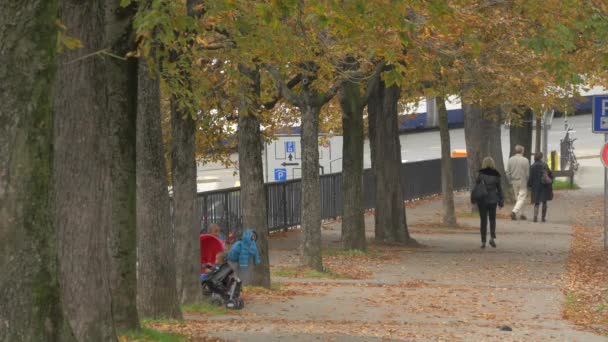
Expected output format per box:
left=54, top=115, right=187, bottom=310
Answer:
left=506, top=145, right=530, bottom=220
left=472, top=157, right=504, bottom=249
left=528, top=152, right=554, bottom=222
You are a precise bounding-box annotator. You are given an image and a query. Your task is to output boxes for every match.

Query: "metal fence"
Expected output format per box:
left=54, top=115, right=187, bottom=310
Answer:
left=197, top=157, right=469, bottom=235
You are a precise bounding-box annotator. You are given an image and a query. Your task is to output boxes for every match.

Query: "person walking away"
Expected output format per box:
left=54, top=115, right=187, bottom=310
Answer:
left=528, top=152, right=554, bottom=222
left=227, top=228, right=260, bottom=285
left=507, top=145, right=530, bottom=220
left=472, top=157, right=504, bottom=249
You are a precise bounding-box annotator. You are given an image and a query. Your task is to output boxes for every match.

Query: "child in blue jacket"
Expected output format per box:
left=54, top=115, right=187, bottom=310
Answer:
left=227, top=228, right=260, bottom=285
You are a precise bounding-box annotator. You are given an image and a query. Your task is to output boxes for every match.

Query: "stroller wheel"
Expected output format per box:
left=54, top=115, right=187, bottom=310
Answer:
left=236, top=298, right=245, bottom=310
left=211, top=297, right=223, bottom=307
left=225, top=299, right=236, bottom=310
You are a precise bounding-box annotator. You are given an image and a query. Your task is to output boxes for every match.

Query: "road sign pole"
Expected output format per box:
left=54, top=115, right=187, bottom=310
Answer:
left=542, top=110, right=548, bottom=160
left=592, top=95, right=608, bottom=250
left=605, top=134, right=608, bottom=250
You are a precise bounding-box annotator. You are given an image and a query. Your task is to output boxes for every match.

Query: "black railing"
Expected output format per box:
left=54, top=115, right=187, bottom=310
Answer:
left=197, top=157, right=469, bottom=235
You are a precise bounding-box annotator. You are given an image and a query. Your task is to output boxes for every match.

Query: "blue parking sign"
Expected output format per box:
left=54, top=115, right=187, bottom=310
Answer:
left=274, top=168, right=287, bottom=181
left=285, top=141, right=295, bottom=153
left=593, top=95, right=608, bottom=133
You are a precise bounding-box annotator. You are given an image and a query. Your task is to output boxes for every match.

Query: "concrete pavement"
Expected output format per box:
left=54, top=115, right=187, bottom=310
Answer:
left=182, top=188, right=606, bottom=341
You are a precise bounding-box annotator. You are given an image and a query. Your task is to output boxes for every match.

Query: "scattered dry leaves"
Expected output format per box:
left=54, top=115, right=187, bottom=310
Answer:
left=147, top=318, right=466, bottom=341
left=562, top=198, right=608, bottom=335
left=409, top=222, right=479, bottom=234
left=241, top=285, right=311, bottom=302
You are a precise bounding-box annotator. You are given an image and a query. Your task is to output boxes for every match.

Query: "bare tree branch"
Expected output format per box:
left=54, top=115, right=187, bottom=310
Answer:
left=264, top=64, right=303, bottom=107
left=363, top=61, right=387, bottom=105
left=262, top=74, right=302, bottom=110
left=320, top=80, right=342, bottom=105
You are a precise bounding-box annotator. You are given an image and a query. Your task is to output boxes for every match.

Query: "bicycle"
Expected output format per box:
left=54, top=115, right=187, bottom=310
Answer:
left=560, top=122, right=579, bottom=171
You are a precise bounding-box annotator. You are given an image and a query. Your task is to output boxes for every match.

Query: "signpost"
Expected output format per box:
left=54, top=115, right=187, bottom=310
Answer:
left=592, top=95, right=608, bottom=250
left=604, top=138, right=608, bottom=251
left=274, top=168, right=287, bottom=181
left=285, top=141, right=295, bottom=153
left=264, top=135, right=343, bottom=182
left=601, top=143, right=608, bottom=168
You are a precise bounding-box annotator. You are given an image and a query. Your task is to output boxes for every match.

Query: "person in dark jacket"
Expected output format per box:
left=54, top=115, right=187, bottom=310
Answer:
left=473, top=157, right=504, bottom=249
left=528, top=152, right=554, bottom=222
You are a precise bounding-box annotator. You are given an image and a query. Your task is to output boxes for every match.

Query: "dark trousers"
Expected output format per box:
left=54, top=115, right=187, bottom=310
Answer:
left=533, top=201, right=548, bottom=220
left=478, top=203, right=497, bottom=243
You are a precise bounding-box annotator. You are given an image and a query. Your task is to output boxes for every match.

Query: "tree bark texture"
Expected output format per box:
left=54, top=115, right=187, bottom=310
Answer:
left=104, top=1, right=140, bottom=331
left=267, top=67, right=327, bottom=271
left=535, top=116, right=542, bottom=154
left=137, top=60, right=182, bottom=319
left=300, top=100, right=323, bottom=270
left=169, top=0, right=201, bottom=305
left=338, top=80, right=367, bottom=251
left=54, top=0, right=117, bottom=339
left=367, top=90, right=382, bottom=241
left=0, top=1, right=73, bottom=340
left=462, top=102, right=514, bottom=204
left=238, top=67, right=270, bottom=288
left=367, top=81, right=414, bottom=244
left=437, top=96, right=457, bottom=227
left=170, top=98, right=199, bottom=304
left=509, top=107, right=533, bottom=161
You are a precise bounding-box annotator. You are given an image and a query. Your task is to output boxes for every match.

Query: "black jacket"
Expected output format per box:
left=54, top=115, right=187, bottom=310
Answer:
left=528, top=160, right=554, bottom=203
left=476, top=167, right=504, bottom=206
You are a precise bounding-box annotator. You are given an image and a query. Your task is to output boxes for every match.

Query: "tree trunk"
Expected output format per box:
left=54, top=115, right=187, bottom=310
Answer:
left=265, top=67, right=329, bottom=271
left=54, top=0, right=117, bottom=339
left=338, top=80, right=367, bottom=251
left=437, top=96, right=457, bottom=227
left=137, top=59, right=182, bottom=319
left=105, top=1, right=140, bottom=331
left=368, top=81, right=414, bottom=244
left=238, top=67, right=271, bottom=288
left=169, top=0, right=201, bottom=305
left=170, top=97, right=199, bottom=304
left=300, top=101, right=323, bottom=270
left=0, top=1, right=73, bottom=340
left=367, top=85, right=383, bottom=241
left=535, top=115, right=542, bottom=154
left=509, top=106, right=533, bottom=161
left=463, top=102, right=513, bottom=204
left=463, top=102, right=483, bottom=193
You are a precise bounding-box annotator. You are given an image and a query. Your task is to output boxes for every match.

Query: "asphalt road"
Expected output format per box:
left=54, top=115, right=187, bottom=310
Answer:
left=198, top=113, right=603, bottom=191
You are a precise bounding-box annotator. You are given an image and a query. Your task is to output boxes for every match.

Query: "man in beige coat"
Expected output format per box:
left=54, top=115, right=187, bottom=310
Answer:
left=507, top=145, right=530, bottom=220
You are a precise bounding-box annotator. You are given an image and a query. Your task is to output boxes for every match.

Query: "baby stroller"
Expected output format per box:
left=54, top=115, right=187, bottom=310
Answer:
left=199, top=234, right=244, bottom=310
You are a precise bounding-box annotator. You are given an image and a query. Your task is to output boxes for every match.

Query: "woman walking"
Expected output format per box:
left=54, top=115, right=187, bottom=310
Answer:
left=472, top=157, right=504, bottom=248
left=528, top=152, right=554, bottom=222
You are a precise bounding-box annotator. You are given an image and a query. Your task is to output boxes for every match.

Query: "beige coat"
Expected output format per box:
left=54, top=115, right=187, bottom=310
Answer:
left=507, top=154, right=530, bottom=187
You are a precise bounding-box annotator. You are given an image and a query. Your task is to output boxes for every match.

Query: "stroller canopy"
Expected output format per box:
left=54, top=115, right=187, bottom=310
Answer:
left=200, top=234, right=225, bottom=271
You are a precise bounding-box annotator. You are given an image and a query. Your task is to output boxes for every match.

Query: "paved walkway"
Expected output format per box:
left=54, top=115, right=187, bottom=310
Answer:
left=179, top=187, right=606, bottom=341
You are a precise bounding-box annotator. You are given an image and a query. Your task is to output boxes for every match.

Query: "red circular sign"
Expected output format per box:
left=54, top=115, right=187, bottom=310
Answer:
left=601, top=143, right=608, bottom=168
